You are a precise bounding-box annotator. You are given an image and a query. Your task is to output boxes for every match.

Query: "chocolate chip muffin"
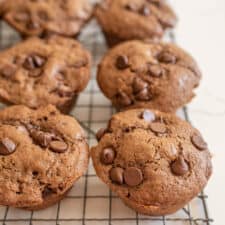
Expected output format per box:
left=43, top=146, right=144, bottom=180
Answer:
left=0, top=35, right=91, bottom=113
left=97, top=40, right=201, bottom=112
left=0, top=0, right=92, bottom=38
left=91, top=109, right=212, bottom=216
left=94, top=0, right=177, bottom=47
left=0, top=105, right=89, bottom=210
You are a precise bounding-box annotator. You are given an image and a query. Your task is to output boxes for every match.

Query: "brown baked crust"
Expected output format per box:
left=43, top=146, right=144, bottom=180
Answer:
left=0, top=36, right=91, bottom=113
left=1, top=0, right=92, bottom=37
left=0, top=105, right=89, bottom=210
left=97, top=40, right=201, bottom=112
left=95, top=0, right=177, bottom=46
left=91, top=109, right=212, bottom=216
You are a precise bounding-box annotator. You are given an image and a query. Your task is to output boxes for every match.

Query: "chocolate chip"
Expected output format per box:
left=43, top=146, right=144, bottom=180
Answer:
left=109, top=167, right=124, bottom=185
left=96, top=128, right=107, bottom=141
left=135, top=88, right=150, bottom=101
left=125, top=3, right=137, bottom=11
left=133, top=77, right=148, bottom=93
left=158, top=52, right=176, bottom=64
left=49, top=141, right=68, bottom=153
left=117, top=91, right=132, bottom=106
left=27, top=19, right=40, bottom=30
left=1, top=65, right=16, bottom=78
left=150, top=122, right=166, bottom=134
left=42, top=186, right=54, bottom=198
left=116, top=55, right=129, bottom=70
left=23, top=56, right=35, bottom=70
left=14, top=12, right=29, bottom=22
left=57, top=85, right=73, bottom=97
left=148, top=64, right=164, bottom=77
left=191, top=134, right=207, bottom=151
left=33, top=55, right=45, bottom=67
left=124, top=167, right=143, bottom=187
left=32, top=171, right=39, bottom=177
left=23, top=55, right=45, bottom=70
left=171, top=156, right=189, bottom=176
left=101, top=148, right=116, bottom=165
left=31, top=130, right=54, bottom=147
left=141, top=110, right=155, bottom=122
left=0, top=138, right=16, bottom=156
left=139, top=5, right=150, bottom=16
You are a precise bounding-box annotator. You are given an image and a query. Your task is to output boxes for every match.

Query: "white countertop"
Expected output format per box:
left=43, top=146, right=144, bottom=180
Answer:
left=172, top=0, right=225, bottom=224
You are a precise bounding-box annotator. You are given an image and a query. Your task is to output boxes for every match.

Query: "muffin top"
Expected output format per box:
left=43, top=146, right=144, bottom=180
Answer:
left=95, top=0, right=177, bottom=42
left=91, top=109, right=212, bottom=215
left=0, top=105, right=89, bottom=209
left=0, top=36, right=91, bottom=112
left=0, top=0, right=92, bottom=37
left=97, top=40, right=201, bottom=112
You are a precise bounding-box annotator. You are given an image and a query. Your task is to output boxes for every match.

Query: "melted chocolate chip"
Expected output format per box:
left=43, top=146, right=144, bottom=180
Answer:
left=42, top=186, right=54, bottom=198
left=33, top=55, right=45, bottom=67
left=49, top=141, right=68, bottom=153
left=191, top=134, right=207, bottom=151
left=148, top=64, right=164, bottom=77
left=125, top=3, right=137, bottom=11
left=23, top=57, right=35, bottom=70
left=14, top=11, right=29, bottom=22
left=109, top=167, right=124, bottom=185
left=27, top=19, right=40, bottom=30
left=0, top=138, right=16, bottom=156
left=141, top=110, right=155, bottom=122
left=116, top=55, right=129, bottom=70
left=139, top=5, right=150, bottom=16
left=133, top=77, right=148, bottom=93
left=117, top=91, right=132, bottom=106
left=124, top=167, right=143, bottom=187
left=150, top=122, right=166, bottom=134
left=57, top=85, right=73, bottom=97
left=1, top=65, right=16, bottom=78
left=96, top=128, right=107, bottom=141
left=171, top=156, right=189, bottom=176
left=135, top=88, right=150, bottom=101
left=23, top=55, right=45, bottom=70
left=30, top=130, right=54, bottom=147
left=101, top=148, right=116, bottom=164
left=158, top=52, right=176, bottom=64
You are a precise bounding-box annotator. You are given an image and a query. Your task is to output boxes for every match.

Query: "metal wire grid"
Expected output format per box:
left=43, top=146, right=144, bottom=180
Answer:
left=0, top=17, right=213, bottom=225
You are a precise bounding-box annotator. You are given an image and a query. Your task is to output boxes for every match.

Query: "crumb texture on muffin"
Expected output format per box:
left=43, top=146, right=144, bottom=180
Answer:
left=0, top=105, right=89, bottom=210
left=0, top=36, right=91, bottom=113
left=95, top=0, right=177, bottom=45
left=97, top=40, right=201, bottom=112
left=91, top=109, right=212, bottom=215
left=0, top=0, right=92, bottom=37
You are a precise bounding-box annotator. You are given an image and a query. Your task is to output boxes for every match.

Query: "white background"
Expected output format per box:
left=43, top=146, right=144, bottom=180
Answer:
left=172, top=0, right=225, bottom=224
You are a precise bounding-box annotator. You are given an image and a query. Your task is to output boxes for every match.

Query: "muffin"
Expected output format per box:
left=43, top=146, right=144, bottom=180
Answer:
left=94, top=0, right=177, bottom=47
left=0, top=0, right=92, bottom=38
left=91, top=109, right=212, bottom=216
left=0, top=35, right=91, bottom=113
left=0, top=105, right=89, bottom=210
left=97, top=40, right=201, bottom=113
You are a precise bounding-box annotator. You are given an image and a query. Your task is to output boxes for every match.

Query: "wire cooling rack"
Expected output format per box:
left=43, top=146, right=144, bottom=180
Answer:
left=0, top=12, right=213, bottom=225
